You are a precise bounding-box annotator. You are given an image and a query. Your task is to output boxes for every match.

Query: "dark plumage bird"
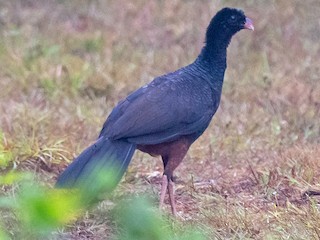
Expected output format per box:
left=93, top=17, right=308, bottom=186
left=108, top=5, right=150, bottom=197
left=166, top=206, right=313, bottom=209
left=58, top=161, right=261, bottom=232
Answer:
left=56, top=8, right=254, bottom=215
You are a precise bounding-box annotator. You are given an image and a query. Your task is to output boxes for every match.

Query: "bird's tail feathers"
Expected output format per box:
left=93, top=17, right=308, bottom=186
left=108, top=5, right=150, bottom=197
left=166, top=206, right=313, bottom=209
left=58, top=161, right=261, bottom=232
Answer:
left=55, top=137, right=136, bottom=198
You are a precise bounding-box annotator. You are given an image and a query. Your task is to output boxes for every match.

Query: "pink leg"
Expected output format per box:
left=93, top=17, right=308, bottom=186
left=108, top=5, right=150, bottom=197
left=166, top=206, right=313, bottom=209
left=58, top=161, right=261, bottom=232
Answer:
left=168, top=179, right=177, bottom=216
left=159, top=175, right=168, bottom=210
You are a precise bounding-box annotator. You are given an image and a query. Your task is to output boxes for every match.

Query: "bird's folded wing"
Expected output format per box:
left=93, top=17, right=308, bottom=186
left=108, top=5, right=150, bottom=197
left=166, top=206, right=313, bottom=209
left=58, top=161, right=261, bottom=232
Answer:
left=99, top=76, right=215, bottom=145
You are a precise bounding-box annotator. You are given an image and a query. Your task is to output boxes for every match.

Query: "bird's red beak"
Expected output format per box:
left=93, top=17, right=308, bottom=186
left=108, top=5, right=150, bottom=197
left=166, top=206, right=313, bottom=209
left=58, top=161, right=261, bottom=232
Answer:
left=244, top=17, right=254, bottom=31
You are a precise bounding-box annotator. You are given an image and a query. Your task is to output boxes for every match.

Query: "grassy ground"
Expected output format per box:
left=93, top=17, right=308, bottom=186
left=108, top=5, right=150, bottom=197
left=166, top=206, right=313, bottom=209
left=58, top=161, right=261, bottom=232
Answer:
left=0, top=0, right=320, bottom=239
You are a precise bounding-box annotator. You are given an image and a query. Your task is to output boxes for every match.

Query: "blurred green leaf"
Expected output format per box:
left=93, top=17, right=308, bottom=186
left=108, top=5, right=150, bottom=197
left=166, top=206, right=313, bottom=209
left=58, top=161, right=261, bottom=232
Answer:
left=0, top=227, right=10, bottom=240
left=114, top=197, right=207, bottom=240
left=0, top=171, right=27, bottom=185
left=0, top=196, right=15, bottom=209
left=16, top=182, right=83, bottom=236
left=115, top=197, right=168, bottom=240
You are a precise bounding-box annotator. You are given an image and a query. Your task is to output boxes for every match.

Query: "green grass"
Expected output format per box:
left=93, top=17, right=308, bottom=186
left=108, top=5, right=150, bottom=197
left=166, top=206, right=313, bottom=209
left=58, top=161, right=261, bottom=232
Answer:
left=0, top=0, right=320, bottom=239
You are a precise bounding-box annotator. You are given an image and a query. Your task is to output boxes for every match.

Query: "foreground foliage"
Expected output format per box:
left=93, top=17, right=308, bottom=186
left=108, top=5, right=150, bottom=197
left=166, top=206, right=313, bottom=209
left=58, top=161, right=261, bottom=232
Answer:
left=0, top=170, right=206, bottom=239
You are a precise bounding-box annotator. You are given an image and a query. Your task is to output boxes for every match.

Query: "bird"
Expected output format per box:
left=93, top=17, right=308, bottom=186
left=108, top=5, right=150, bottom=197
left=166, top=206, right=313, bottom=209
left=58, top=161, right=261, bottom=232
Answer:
left=56, top=7, right=254, bottom=215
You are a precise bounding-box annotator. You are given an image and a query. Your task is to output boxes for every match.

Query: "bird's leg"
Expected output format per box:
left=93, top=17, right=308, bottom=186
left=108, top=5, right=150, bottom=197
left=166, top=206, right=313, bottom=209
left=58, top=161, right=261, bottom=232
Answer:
left=159, top=175, right=168, bottom=210
left=168, top=177, right=177, bottom=216
left=159, top=142, right=190, bottom=215
left=159, top=156, right=169, bottom=210
left=159, top=174, right=177, bottom=216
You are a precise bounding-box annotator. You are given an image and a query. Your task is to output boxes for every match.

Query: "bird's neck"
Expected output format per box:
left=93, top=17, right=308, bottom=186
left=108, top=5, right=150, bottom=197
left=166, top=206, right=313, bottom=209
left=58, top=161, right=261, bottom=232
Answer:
left=201, top=24, right=236, bottom=62
left=201, top=33, right=232, bottom=64
left=200, top=46, right=227, bottom=67
left=197, top=38, right=230, bottom=78
left=192, top=48, right=226, bottom=92
left=193, top=35, right=232, bottom=90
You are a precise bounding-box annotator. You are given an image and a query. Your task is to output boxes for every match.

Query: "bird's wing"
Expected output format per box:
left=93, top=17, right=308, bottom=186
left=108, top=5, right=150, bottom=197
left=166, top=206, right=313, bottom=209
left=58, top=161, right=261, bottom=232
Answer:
left=99, top=75, right=218, bottom=145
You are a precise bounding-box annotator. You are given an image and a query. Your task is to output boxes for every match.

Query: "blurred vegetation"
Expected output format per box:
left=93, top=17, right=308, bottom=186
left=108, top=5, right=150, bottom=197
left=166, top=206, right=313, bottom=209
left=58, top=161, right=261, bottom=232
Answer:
left=0, top=169, right=207, bottom=239
left=0, top=0, right=319, bottom=239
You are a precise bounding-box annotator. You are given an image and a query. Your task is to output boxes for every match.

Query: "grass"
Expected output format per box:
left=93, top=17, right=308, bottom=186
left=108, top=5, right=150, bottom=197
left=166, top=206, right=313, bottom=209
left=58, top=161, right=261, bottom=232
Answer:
left=0, top=0, right=320, bottom=239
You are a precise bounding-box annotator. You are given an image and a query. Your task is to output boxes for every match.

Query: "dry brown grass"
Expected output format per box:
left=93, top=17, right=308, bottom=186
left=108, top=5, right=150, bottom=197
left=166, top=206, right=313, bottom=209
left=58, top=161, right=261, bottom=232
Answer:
left=1, top=0, right=320, bottom=239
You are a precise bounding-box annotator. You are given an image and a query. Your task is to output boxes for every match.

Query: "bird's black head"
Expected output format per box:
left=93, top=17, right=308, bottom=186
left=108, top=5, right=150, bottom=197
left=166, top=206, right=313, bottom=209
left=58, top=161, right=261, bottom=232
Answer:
left=205, top=8, right=254, bottom=49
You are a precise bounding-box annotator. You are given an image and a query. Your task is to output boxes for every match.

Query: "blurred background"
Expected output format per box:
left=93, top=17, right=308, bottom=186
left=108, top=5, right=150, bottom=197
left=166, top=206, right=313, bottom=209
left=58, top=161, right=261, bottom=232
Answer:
left=0, top=0, right=320, bottom=239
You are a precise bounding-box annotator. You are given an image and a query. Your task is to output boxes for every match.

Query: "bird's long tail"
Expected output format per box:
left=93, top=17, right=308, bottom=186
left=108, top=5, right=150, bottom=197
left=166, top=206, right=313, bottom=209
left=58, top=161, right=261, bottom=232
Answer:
left=55, top=137, right=136, bottom=196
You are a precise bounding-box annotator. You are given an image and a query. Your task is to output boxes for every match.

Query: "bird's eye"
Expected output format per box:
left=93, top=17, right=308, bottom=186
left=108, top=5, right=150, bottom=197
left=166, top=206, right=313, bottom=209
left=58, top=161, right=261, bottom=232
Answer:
left=230, top=15, right=236, bottom=21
